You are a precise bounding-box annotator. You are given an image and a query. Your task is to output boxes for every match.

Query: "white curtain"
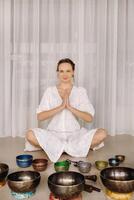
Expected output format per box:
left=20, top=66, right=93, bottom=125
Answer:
left=0, top=0, right=134, bottom=137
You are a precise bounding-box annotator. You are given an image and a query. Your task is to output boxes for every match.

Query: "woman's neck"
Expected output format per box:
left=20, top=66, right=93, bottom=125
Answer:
left=58, top=83, right=73, bottom=90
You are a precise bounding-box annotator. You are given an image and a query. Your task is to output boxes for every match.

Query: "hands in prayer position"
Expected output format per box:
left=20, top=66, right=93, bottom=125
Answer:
left=58, top=88, right=71, bottom=110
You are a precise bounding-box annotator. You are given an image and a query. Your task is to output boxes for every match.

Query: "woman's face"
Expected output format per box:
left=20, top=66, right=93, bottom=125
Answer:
left=57, top=63, right=74, bottom=84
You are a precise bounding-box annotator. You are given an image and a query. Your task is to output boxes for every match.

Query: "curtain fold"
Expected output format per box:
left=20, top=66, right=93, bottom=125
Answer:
left=0, top=0, right=134, bottom=137
left=0, top=0, right=11, bottom=136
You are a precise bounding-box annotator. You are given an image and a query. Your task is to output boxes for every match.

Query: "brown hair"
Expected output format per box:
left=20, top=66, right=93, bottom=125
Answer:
left=56, top=58, right=75, bottom=71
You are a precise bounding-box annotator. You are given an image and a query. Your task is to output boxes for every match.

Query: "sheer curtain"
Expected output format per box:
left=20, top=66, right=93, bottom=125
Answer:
left=0, top=0, right=134, bottom=137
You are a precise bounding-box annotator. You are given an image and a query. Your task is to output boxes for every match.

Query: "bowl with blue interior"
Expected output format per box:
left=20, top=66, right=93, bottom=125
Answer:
left=108, top=158, right=120, bottom=167
left=16, top=154, right=33, bottom=168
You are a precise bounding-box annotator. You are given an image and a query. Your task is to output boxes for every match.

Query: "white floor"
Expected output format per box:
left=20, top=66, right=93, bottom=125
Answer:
left=0, top=135, right=134, bottom=200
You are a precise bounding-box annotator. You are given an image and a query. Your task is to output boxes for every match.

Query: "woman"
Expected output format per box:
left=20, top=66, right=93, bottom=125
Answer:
left=25, top=58, right=107, bottom=162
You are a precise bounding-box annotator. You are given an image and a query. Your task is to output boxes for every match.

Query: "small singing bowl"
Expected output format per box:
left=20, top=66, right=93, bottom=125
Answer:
left=16, top=154, right=33, bottom=168
left=95, top=161, right=108, bottom=170
left=7, top=171, right=41, bottom=193
left=54, top=160, right=70, bottom=172
left=115, top=155, right=125, bottom=163
left=77, top=161, right=92, bottom=173
left=108, top=158, right=120, bottom=167
left=32, top=159, right=48, bottom=172
left=0, top=163, right=9, bottom=182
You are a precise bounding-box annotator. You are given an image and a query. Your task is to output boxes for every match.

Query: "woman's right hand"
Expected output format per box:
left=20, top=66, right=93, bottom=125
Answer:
left=38, top=89, right=70, bottom=121
left=61, top=89, right=70, bottom=109
left=58, top=88, right=71, bottom=109
left=61, top=92, right=68, bottom=108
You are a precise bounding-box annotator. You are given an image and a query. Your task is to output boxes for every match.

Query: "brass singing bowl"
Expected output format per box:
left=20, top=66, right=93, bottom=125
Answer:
left=115, top=155, right=125, bottom=163
left=77, top=161, right=92, bottom=173
left=0, top=163, right=9, bottom=182
left=100, top=167, right=134, bottom=193
left=7, top=171, right=41, bottom=193
left=32, top=158, right=48, bottom=172
left=67, top=159, right=92, bottom=173
left=48, top=171, right=100, bottom=199
left=95, top=161, right=108, bottom=170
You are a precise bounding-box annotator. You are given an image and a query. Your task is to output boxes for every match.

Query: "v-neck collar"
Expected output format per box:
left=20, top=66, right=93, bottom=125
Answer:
left=55, top=85, right=74, bottom=100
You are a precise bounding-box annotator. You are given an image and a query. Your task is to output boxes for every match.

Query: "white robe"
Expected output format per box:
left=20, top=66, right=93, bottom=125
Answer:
left=25, top=86, right=98, bottom=162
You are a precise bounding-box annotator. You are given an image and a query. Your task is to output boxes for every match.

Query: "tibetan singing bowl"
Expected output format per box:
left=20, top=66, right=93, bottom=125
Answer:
left=16, top=154, right=33, bottom=168
left=76, top=161, right=92, bottom=173
left=32, top=158, right=48, bottom=172
left=100, top=167, right=134, bottom=193
left=108, top=158, right=120, bottom=167
left=115, top=155, right=125, bottom=163
left=95, top=160, right=108, bottom=170
left=0, top=163, right=9, bottom=182
left=48, top=171, right=100, bottom=199
left=54, top=160, right=70, bottom=172
left=7, top=171, right=41, bottom=193
left=67, top=159, right=92, bottom=173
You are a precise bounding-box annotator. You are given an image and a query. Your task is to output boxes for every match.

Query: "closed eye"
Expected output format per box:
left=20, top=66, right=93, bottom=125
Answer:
left=59, top=70, right=72, bottom=73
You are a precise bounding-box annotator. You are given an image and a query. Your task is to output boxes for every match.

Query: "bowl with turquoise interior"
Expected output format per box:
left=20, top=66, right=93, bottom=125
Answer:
left=108, top=158, right=120, bottom=167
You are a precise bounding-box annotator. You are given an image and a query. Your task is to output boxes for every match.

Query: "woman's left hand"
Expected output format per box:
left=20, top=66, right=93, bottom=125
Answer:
left=64, top=90, right=71, bottom=109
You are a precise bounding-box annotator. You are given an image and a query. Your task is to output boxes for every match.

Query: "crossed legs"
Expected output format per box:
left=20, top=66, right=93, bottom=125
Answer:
left=26, top=128, right=107, bottom=150
left=90, top=128, right=107, bottom=149
left=26, top=130, right=40, bottom=147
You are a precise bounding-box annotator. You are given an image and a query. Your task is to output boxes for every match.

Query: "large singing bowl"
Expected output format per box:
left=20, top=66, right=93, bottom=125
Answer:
left=48, top=171, right=100, bottom=199
left=0, top=163, right=9, bottom=181
left=100, top=167, right=134, bottom=193
left=7, top=171, right=41, bottom=193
